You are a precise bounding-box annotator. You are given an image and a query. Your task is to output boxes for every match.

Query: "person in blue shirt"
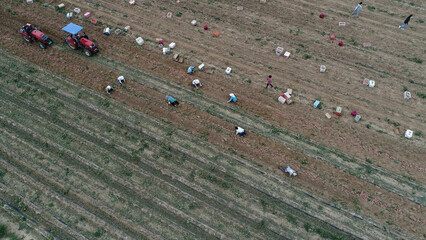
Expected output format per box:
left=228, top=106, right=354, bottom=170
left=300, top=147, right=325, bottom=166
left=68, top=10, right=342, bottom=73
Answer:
left=187, top=66, right=195, bottom=75
left=352, top=2, right=362, bottom=18
left=166, top=95, right=179, bottom=106
left=227, top=93, right=237, bottom=103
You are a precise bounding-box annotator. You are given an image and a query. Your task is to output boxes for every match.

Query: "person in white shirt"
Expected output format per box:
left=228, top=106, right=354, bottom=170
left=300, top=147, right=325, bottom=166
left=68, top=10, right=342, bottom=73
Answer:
left=117, top=76, right=125, bottom=84
left=106, top=85, right=113, bottom=94
left=352, top=2, right=362, bottom=18
left=192, top=79, right=202, bottom=88
left=283, top=166, right=297, bottom=177
left=235, top=126, right=246, bottom=136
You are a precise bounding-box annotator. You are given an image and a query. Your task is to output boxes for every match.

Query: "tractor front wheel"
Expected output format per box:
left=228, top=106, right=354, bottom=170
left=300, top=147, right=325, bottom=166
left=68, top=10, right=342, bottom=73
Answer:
left=39, top=42, right=46, bottom=49
left=84, top=48, right=93, bottom=57
left=66, top=40, right=77, bottom=50
left=23, top=35, right=31, bottom=42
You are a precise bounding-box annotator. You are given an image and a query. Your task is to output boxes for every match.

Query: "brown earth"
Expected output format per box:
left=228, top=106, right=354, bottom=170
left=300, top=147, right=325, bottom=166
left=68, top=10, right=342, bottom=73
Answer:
left=1, top=0, right=425, bottom=239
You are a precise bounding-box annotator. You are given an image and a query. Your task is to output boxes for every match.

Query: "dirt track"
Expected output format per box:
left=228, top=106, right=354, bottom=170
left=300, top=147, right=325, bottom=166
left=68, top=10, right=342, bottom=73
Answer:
left=0, top=0, right=425, bottom=239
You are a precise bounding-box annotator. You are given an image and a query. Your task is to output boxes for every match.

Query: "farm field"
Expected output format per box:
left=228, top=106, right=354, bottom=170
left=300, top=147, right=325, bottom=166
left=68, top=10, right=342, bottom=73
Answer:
left=0, top=0, right=425, bottom=239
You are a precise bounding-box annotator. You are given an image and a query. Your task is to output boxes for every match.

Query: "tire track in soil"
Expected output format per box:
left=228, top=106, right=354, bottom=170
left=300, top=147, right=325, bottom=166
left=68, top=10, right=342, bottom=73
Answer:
left=0, top=197, right=65, bottom=240
left=0, top=131, right=154, bottom=240
left=0, top=115, right=214, bottom=239
left=0, top=197, right=50, bottom=239
left=0, top=160, right=96, bottom=240
left=0, top=60, right=402, bottom=240
left=0, top=187, right=78, bottom=240
left=0, top=135, right=159, bottom=240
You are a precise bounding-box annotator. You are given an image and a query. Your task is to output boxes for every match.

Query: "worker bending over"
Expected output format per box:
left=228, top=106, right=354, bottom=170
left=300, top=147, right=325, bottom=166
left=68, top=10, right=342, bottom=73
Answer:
left=235, top=126, right=246, bottom=136
left=192, top=79, right=202, bottom=88
left=227, top=93, right=237, bottom=103
left=166, top=95, right=179, bottom=106
left=106, top=85, right=113, bottom=94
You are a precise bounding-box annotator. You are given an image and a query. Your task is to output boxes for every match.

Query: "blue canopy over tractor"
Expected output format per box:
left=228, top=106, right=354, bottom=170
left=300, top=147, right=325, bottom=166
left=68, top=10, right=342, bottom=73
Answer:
left=62, top=23, right=83, bottom=35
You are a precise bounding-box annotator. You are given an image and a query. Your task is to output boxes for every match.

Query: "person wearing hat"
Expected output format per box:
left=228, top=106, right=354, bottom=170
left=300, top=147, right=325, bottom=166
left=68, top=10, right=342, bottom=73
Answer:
left=166, top=95, right=179, bottom=106
left=227, top=93, right=237, bottom=103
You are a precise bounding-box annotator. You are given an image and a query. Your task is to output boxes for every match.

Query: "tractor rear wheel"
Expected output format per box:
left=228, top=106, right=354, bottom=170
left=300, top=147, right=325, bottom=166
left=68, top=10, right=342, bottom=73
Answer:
left=84, top=48, right=93, bottom=57
left=66, top=40, right=77, bottom=50
left=39, top=42, right=46, bottom=49
left=23, top=35, right=31, bottom=42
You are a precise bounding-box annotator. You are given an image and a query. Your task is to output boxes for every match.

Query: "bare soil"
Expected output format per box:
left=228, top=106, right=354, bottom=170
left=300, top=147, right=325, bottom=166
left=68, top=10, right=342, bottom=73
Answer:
left=0, top=0, right=425, bottom=239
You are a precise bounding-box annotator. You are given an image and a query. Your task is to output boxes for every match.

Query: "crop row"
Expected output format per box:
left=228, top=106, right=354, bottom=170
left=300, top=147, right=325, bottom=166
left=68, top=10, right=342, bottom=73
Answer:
left=90, top=53, right=424, bottom=206
left=0, top=77, right=290, bottom=237
left=0, top=50, right=402, bottom=239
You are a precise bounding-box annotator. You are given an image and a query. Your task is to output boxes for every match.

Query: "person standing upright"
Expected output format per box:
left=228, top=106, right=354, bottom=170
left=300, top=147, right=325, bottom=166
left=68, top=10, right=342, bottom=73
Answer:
left=265, top=75, right=273, bottom=88
left=399, top=15, right=413, bottom=30
left=352, top=2, right=363, bottom=18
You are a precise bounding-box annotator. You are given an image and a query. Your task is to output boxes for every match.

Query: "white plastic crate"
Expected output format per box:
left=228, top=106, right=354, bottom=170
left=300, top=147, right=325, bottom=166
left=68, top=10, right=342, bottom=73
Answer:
left=405, top=129, right=413, bottom=139
left=136, top=37, right=144, bottom=45
left=283, top=51, right=291, bottom=58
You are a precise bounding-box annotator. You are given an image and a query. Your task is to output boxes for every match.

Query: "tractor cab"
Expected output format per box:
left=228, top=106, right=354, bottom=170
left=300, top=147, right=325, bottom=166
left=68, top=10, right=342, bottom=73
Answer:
left=62, top=23, right=99, bottom=57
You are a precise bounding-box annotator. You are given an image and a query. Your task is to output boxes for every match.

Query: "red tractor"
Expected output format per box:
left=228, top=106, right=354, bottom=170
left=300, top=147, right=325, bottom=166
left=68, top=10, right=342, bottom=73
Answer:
left=18, top=24, right=53, bottom=49
left=62, top=23, right=99, bottom=57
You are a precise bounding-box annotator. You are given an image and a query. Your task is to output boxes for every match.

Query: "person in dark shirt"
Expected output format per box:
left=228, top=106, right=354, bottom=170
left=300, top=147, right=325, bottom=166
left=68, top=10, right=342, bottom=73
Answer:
left=166, top=95, right=179, bottom=106
left=24, top=24, right=33, bottom=34
left=399, top=15, right=413, bottom=30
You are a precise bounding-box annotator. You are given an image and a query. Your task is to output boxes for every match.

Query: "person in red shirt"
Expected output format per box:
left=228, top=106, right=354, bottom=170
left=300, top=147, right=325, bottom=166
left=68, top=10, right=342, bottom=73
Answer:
left=265, top=75, right=273, bottom=88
